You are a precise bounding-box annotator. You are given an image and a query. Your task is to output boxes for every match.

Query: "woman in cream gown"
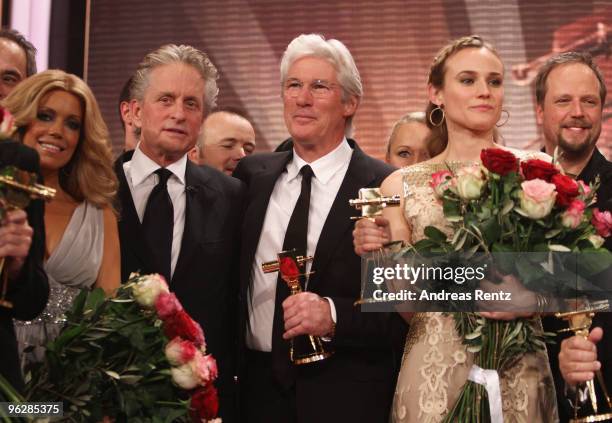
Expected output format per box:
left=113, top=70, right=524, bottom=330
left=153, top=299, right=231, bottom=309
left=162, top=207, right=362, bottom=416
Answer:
left=354, top=36, right=558, bottom=422
left=3, top=70, right=120, bottom=367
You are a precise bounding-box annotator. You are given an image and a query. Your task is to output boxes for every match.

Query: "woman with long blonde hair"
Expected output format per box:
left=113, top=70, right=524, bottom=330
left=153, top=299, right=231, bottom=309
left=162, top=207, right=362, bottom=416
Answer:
left=4, top=69, right=120, bottom=367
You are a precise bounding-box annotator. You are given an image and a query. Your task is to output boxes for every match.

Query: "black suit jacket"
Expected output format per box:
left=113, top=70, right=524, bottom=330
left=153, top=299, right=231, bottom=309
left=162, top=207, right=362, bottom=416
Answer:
left=544, top=148, right=612, bottom=422
left=0, top=142, right=48, bottom=392
left=234, top=139, right=407, bottom=423
left=115, top=152, right=244, bottom=421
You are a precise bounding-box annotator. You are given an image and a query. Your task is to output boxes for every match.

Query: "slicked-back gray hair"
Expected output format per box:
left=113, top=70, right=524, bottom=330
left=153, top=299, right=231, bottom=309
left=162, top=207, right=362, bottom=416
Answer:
left=131, top=44, right=219, bottom=113
left=280, top=34, right=362, bottom=137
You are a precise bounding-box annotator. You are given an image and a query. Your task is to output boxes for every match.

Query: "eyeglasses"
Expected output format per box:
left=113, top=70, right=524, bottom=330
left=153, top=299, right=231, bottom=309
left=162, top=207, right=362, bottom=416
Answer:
left=283, top=78, right=340, bottom=98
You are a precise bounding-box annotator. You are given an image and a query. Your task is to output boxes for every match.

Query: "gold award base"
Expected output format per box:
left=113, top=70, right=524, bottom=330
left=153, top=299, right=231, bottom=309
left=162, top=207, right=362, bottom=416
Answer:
left=570, top=412, right=612, bottom=423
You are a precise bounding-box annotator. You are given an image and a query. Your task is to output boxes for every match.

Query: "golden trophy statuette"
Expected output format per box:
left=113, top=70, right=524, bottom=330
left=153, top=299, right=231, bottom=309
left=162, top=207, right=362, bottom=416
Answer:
left=0, top=166, right=56, bottom=308
left=348, top=187, right=400, bottom=221
left=262, top=249, right=333, bottom=365
left=349, top=188, right=400, bottom=305
left=556, top=300, right=612, bottom=422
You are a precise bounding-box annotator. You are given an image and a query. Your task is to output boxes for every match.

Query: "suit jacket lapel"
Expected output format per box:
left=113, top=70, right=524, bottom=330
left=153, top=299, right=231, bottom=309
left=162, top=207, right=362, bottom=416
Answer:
left=172, top=161, right=216, bottom=284
left=115, top=151, right=156, bottom=274
left=240, top=151, right=292, bottom=288
left=309, top=143, right=376, bottom=291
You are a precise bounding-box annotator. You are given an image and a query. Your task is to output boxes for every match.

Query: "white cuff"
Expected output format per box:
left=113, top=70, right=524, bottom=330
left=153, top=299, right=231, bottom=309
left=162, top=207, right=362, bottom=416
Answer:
left=321, top=297, right=337, bottom=342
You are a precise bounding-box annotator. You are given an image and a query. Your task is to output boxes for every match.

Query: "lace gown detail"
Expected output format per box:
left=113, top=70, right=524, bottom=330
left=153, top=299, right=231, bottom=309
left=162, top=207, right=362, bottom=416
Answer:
left=391, top=161, right=558, bottom=423
left=14, top=202, right=104, bottom=367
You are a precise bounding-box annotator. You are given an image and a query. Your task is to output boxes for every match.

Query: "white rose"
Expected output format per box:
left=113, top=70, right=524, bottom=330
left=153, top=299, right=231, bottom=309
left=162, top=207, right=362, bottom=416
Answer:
left=132, top=274, right=170, bottom=308
left=588, top=234, right=605, bottom=249
left=455, top=165, right=484, bottom=200
left=171, top=363, right=199, bottom=390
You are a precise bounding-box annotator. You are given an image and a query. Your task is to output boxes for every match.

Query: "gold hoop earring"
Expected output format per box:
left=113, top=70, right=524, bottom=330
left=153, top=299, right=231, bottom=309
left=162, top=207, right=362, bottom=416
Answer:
left=496, top=109, right=510, bottom=127
left=428, top=106, right=445, bottom=127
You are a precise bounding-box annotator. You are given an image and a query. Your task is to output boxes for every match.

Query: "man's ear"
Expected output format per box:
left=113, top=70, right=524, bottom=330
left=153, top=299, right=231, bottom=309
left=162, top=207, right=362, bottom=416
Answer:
left=535, top=103, right=544, bottom=125
left=188, top=147, right=200, bottom=164
left=130, top=99, right=143, bottom=129
left=120, top=101, right=132, bottom=125
left=342, top=95, right=359, bottom=118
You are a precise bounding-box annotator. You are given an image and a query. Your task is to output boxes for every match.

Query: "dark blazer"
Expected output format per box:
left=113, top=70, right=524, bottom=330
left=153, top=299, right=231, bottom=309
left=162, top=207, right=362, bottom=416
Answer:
left=115, top=152, right=244, bottom=421
left=0, top=142, right=48, bottom=392
left=544, top=147, right=612, bottom=422
left=234, top=139, right=407, bottom=423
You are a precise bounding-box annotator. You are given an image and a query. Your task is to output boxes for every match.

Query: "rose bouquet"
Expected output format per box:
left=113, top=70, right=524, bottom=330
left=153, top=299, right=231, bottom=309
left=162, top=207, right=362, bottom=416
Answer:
left=20, top=273, right=221, bottom=422
left=401, top=148, right=612, bottom=422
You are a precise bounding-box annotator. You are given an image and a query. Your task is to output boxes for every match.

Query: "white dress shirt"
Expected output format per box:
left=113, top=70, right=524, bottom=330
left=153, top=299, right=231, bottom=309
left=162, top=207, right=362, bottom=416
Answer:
left=123, top=145, right=187, bottom=278
left=246, top=139, right=353, bottom=351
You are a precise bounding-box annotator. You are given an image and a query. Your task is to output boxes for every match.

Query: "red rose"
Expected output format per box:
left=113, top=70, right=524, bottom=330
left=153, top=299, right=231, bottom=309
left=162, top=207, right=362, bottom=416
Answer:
left=155, top=292, right=184, bottom=320
left=164, top=310, right=205, bottom=347
left=279, top=257, right=300, bottom=279
left=480, top=148, right=518, bottom=176
left=189, top=385, right=219, bottom=422
left=520, top=159, right=559, bottom=182
left=551, top=173, right=579, bottom=207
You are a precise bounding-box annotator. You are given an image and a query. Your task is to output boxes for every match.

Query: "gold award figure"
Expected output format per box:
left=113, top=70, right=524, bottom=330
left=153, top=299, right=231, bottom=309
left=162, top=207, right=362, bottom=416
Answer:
left=556, top=300, right=612, bottom=422
left=262, top=249, right=333, bottom=364
left=0, top=166, right=56, bottom=308
left=349, top=188, right=400, bottom=305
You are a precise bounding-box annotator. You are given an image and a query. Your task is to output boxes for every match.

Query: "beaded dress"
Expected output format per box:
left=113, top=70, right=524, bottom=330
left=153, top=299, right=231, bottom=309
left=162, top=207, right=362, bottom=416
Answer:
left=391, top=161, right=558, bottom=423
left=14, top=201, right=103, bottom=368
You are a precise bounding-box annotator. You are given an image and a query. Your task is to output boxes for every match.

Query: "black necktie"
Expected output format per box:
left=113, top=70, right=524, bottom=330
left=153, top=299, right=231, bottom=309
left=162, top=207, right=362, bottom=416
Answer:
left=142, top=168, right=174, bottom=283
left=271, top=165, right=314, bottom=389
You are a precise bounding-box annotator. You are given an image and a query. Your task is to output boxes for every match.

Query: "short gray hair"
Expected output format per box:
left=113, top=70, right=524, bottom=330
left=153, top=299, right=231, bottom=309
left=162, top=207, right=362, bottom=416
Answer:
left=131, top=44, right=219, bottom=113
left=280, top=34, right=362, bottom=137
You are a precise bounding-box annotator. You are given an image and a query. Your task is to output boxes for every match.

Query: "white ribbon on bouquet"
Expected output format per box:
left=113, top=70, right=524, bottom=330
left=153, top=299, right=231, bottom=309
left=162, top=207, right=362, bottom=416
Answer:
left=467, top=364, right=504, bottom=423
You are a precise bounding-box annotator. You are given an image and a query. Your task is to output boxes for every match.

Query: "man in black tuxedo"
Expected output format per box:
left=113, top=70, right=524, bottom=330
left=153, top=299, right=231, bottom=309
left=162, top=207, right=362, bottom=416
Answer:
left=234, top=34, right=406, bottom=423
left=114, top=44, right=243, bottom=421
left=0, top=141, right=48, bottom=392
left=535, top=51, right=612, bottom=421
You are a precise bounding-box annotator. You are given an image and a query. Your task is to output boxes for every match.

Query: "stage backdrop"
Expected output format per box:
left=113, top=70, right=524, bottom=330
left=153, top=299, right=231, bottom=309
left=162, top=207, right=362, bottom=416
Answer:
left=87, top=0, right=612, bottom=160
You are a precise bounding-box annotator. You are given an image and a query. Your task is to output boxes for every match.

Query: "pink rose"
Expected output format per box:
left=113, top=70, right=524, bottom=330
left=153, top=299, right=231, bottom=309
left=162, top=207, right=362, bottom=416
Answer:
left=578, top=180, right=591, bottom=197
left=191, top=352, right=218, bottom=384
left=560, top=199, right=585, bottom=229
left=165, top=337, right=198, bottom=366
left=132, top=274, right=170, bottom=307
left=518, top=179, right=556, bottom=220
left=155, top=292, right=184, bottom=320
left=592, top=208, right=612, bottom=238
left=430, top=170, right=454, bottom=198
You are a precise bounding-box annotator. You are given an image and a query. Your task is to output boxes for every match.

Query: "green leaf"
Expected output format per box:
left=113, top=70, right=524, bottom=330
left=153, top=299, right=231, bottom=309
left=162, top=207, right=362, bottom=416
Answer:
left=545, top=228, right=562, bottom=239
left=501, top=199, right=514, bottom=215
left=464, top=330, right=482, bottom=340
left=424, top=226, right=448, bottom=243
left=548, top=244, right=571, bottom=252
left=454, top=232, right=468, bottom=251
left=86, top=288, right=106, bottom=312
left=467, top=345, right=482, bottom=353
left=480, top=218, right=501, bottom=246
